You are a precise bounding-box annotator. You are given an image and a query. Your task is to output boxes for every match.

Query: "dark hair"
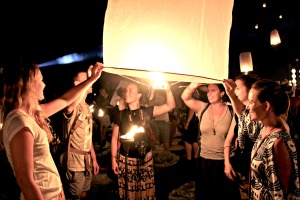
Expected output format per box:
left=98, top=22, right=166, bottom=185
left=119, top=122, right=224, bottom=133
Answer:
left=251, top=79, right=289, bottom=116
left=215, top=84, right=230, bottom=103
left=126, top=82, right=147, bottom=106
left=235, top=73, right=260, bottom=90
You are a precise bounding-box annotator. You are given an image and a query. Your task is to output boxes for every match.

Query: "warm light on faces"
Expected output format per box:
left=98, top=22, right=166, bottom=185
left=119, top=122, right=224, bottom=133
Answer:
left=248, top=89, right=265, bottom=121
left=207, top=84, right=222, bottom=103
left=33, top=70, right=46, bottom=101
left=125, top=84, right=140, bottom=104
left=235, top=79, right=249, bottom=104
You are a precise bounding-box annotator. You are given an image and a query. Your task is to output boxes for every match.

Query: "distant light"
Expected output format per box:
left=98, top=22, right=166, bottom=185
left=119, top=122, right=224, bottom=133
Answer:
left=291, top=68, right=297, bottom=86
left=57, top=53, right=83, bottom=64
left=255, top=24, right=259, bottom=29
left=89, top=105, right=95, bottom=113
left=262, top=3, right=266, bottom=8
left=239, top=52, right=253, bottom=74
left=270, top=29, right=281, bottom=46
left=98, top=109, right=104, bottom=117
left=279, top=15, right=282, bottom=19
left=39, top=48, right=103, bottom=67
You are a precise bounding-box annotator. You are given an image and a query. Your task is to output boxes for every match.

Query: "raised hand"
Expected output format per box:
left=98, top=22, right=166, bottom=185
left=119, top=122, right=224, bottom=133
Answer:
left=223, top=79, right=236, bottom=98
left=89, top=62, right=104, bottom=81
left=188, top=82, right=202, bottom=91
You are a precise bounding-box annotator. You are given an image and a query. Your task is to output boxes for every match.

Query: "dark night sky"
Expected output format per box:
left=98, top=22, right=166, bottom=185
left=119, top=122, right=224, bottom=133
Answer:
left=1, top=0, right=300, bottom=96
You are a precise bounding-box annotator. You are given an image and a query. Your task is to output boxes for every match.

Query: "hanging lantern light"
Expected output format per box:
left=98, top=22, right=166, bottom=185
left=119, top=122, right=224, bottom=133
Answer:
left=291, top=68, right=297, bottom=86
left=270, top=29, right=281, bottom=45
left=102, top=0, right=234, bottom=83
left=239, top=52, right=253, bottom=74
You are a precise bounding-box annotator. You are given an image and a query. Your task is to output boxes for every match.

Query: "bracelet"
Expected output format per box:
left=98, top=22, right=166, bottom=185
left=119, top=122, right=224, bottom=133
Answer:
left=185, top=121, right=190, bottom=124
left=111, top=154, right=118, bottom=159
left=224, top=146, right=231, bottom=150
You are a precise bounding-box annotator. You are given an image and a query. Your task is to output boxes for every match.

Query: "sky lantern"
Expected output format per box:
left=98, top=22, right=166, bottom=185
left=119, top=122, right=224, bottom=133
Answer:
left=102, top=0, right=234, bottom=84
left=270, top=29, right=281, bottom=46
left=239, top=52, right=253, bottom=74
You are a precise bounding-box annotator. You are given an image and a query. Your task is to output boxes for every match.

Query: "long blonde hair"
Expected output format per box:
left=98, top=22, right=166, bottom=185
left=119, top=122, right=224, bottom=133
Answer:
left=3, top=63, right=53, bottom=142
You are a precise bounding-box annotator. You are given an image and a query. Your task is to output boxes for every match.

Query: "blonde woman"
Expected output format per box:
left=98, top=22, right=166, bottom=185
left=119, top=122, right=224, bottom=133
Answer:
left=2, top=62, right=103, bottom=200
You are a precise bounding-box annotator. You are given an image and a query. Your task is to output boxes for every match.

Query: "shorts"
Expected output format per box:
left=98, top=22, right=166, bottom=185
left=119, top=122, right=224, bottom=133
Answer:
left=151, top=120, right=170, bottom=144
left=65, top=170, right=93, bottom=199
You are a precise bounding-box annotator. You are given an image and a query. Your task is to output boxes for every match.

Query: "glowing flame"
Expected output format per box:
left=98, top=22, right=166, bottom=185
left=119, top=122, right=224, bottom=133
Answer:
left=121, top=125, right=145, bottom=140
left=150, top=72, right=167, bottom=89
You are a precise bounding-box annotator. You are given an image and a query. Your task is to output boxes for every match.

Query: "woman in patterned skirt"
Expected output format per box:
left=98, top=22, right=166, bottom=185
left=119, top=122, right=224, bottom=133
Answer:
left=111, top=82, right=175, bottom=199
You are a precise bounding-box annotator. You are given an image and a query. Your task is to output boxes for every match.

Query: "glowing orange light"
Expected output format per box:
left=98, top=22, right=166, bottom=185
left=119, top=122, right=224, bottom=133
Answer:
left=121, top=125, right=145, bottom=141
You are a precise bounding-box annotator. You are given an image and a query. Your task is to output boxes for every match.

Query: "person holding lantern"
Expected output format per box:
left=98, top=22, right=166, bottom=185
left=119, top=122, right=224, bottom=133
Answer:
left=111, top=82, right=175, bottom=200
left=181, top=82, right=241, bottom=200
left=62, top=66, right=100, bottom=200
left=1, top=61, right=103, bottom=200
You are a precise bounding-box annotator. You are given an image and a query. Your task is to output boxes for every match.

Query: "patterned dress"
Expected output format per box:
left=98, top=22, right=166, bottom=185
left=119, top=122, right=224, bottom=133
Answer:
left=117, top=106, right=156, bottom=200
left=250, top=131, right=300, bottom=200
left=238, top=108, right=262, bottom=151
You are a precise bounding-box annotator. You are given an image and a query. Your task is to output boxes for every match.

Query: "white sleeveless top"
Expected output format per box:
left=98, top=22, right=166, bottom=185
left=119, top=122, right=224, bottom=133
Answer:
left=3, top=109, right=62, bottom=200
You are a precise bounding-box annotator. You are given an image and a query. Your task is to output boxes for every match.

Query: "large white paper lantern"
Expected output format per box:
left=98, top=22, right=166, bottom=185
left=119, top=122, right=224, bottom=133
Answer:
left=103, top=0, right=234, bottom=83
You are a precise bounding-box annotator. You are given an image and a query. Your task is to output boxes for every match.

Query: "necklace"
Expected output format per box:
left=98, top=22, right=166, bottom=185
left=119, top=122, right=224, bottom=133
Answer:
left=129, top=108, right=144, bottom=123
left=209, top=105, right=225, bottom=135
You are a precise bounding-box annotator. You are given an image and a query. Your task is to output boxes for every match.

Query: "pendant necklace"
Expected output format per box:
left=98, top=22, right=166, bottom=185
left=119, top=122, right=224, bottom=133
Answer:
left=129, top=108, right=144, bottom=123
left=210, top=105, right=225, bottom=135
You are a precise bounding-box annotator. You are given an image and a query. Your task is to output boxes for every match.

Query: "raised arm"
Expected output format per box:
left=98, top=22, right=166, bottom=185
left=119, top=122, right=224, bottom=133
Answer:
left=40, top=62, right=103, bottom=117
left=223, top=79, right=245, bottom=117
left=64, top=65, right=93, bottom=114
left=153, top=84, right=175, bottom=117
left=181, top=82, right=202, bottom=113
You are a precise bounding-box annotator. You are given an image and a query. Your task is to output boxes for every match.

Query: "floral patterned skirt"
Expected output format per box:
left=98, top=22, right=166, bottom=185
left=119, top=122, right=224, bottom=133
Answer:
left=118, top=150, right=156, bottom=200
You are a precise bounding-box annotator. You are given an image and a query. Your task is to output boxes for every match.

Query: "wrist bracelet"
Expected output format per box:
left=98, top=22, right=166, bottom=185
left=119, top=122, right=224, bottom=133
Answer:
left=224, top=146, right=231, bottom=150
left=111, top=154, right=118, bottom=159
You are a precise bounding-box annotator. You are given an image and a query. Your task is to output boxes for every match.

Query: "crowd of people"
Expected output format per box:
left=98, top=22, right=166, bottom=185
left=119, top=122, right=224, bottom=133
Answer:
left=0, top=60, right=300, bottom=200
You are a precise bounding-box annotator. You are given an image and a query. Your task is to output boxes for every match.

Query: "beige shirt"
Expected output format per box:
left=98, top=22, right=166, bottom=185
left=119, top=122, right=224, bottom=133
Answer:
left=197, top=104, right=233, bottom=160
left=64, top=103, right=93, bottom=171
